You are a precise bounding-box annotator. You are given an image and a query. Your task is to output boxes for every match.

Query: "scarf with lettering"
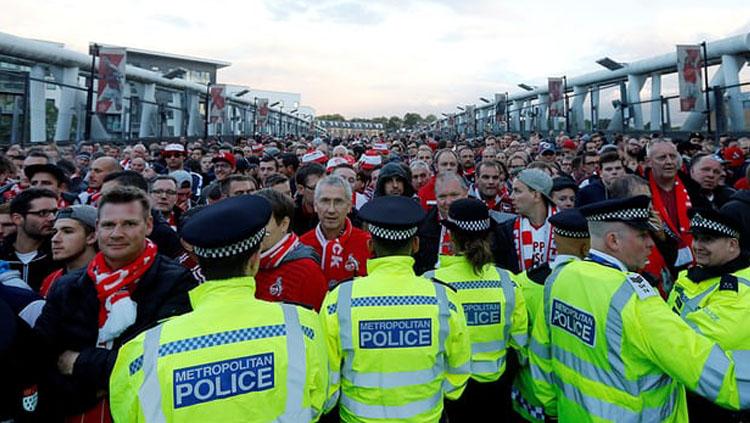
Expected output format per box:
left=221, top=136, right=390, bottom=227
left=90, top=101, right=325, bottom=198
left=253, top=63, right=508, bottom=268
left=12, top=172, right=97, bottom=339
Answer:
left=648, top=173, right=693, bottom=270
left=513, top=206, right=557, bottom=271
left=87, top=240, right=157, bottom=344
left=260, top=233, right=300, bottom=270
left=315, top=218, right=354, bottom=280
left=468, top=183, right=511, bottom=212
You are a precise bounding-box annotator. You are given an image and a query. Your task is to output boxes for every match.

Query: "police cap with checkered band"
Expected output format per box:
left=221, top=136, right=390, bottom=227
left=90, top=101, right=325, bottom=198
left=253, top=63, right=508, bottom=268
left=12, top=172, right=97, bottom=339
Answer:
left=688, top=207, right=741, bottom=239
left=440, top=198, right=491, bottom=234
left=548, top=208, right=589, bottom=239
left=181, top=195, right=272, bottom=258
left=359, top=195, right=425, bottom=241
left=579, top=195, right=653, bottom=231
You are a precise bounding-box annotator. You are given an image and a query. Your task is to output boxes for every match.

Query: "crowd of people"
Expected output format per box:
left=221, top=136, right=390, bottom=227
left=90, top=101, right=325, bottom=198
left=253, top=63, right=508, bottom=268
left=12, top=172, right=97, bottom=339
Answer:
left=0, top=129, right=749, bottom=422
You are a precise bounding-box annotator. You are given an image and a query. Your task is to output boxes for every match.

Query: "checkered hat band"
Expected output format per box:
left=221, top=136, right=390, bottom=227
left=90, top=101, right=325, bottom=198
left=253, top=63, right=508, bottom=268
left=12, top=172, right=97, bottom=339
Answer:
left=587, top=208, right=650, bottom=222
left=553, top=228, right=589, bottom=239
left=194, top=228, right=266, bottom=258
left=368, top=224, right=418, bottom=240
left=691, top=214, right=739, bottom=238
left=447, top=217, right=490, bottom=232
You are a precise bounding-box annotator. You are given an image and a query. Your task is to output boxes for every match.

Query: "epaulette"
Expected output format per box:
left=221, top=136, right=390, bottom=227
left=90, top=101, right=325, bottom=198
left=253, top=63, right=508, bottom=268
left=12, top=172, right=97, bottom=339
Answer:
left=526, top=263, right=551, bottom=285
left=626, top=273, right=658, bottom=300
left=282, top=300, right=314, bottom=311
left=328, top=278, right=354, bottom=292
left=719, top=274, right=739, bottom=292
left=430, top=277, right=458, bottom=293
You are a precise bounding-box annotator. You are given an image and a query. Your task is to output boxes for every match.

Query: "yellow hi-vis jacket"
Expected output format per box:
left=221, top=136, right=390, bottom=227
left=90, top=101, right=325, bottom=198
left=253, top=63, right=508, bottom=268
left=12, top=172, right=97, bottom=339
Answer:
left=512, top=255, right=579, bottom=422
left=110, top=276, right=328, bottom=422
left=423, top=255, right=527, bottom=382
left=668, top=265, right=750, bottom=350
left=320, top=256, right=471, bottom=422
left=529, top=252, right=750, bottom=422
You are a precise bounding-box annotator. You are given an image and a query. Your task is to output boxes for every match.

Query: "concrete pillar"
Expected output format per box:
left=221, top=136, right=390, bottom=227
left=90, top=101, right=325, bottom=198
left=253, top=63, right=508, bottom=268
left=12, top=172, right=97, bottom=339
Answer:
left=591, top=86, right=600, bottom=131
left=524, top=100, right=533, bottom=132
left=650, top=73, right=662, bottom=132
left=512, top=100, right=523, bottom=132
left=172, top=91, right=183, bottom=137
left=186, top=91, right=201, bottom=136
left=571, top=86, right=587, bottom=132
left=537, top=94, right=549, bottom=132
left=627, top=74, right=647, bottom=130
left=139, top=83, right=156, bottom=138
left=682, top=64, right=725, bottom=131
left=52, top=66, right=79, bottom=142
left=722, top=54, right=746, bottom=132
left=29, top=65, right=46, bottom=142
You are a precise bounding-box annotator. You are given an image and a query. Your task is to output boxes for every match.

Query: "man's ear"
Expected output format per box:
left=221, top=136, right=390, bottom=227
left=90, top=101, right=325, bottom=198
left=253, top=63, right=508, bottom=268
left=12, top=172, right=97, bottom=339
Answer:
left=86, top=230, right=97, bottom=247
left=11, top=213, right=23, bottom=226
left=412, top=236, right=420, bottom=254
left=366, top=238, right=374, bottom=254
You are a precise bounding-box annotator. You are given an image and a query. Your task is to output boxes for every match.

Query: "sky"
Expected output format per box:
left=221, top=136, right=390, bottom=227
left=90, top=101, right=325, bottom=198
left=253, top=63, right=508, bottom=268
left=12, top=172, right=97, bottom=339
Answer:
left=2, top=0, right=749, bottom=118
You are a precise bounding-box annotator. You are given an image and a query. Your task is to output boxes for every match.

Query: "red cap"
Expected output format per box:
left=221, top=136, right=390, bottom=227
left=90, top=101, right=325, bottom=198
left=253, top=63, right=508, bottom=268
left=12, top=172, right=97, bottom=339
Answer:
left=562, top=139, right=578, bottom=150
left=212, top=152, right=236, bottom=168
left=723, top=146, right=745, bottom=167
left=302, top=150, right=329, bottom=165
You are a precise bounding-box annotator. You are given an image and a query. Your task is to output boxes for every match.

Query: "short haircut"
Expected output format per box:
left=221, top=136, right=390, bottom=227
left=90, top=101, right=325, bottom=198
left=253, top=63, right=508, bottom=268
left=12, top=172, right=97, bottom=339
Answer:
left=409, top=160, right=430, bottom=173
left=371, top=235, right=413, bottom=258
left=0, top=202, right=10, bottom=215
left=280, top=153, right=299, bottom=170
left=476, top=160, right=501, bottom=177
left=314, top=174, right=352, bottom=202
left=150, top=175, right=178, bottom=190
left=260, top=155, right=278, bottom=168
left=98, top=186, right=151, bottom=221
left=255, top=188, right=294, bottom=226
left=198, top=246, right=258, bottom=280
left=434, top=171, right=468, bottom=194
left=0, top=155, right=16, bottom=175
left=646, top=138, right=677, bottom=158
left=600, top=151, right=622, bottom=166
left=220, top=175, right=257, bottom=196
left=608, top=174, right=649, bottom=198
left=104, top=170, right=149, bottom=192
left=689, top=153, right=721, bottom=171
left=10, top=188, right=57, bottom=215
left=264, top=174, right=289, bottom=188
left=295, top=163, right=325, bottom=187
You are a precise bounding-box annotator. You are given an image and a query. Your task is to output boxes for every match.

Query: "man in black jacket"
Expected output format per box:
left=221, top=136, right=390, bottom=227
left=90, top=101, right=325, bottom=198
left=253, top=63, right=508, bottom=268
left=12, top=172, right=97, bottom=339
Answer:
left=0, top=188, right=59, bottom=291
left=721, top=190, right=750, bottom=252
left=33, top=186, right=197, bottom=419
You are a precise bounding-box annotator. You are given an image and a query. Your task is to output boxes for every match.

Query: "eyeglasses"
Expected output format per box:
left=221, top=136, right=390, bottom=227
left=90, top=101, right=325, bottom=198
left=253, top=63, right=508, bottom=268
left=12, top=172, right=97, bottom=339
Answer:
left=25, top=208, right=58, bottom=218
left=151, top=189, right=177, bottom=196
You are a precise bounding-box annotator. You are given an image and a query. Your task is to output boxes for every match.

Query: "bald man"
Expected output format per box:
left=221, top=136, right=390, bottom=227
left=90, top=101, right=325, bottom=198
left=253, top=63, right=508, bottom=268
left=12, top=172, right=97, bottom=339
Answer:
left=78, top=157, right=122, bottom=206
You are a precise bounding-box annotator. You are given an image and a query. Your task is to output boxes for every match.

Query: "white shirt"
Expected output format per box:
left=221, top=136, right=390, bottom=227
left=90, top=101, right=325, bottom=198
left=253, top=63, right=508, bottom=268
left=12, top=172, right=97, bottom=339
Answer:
left=16, top=250, right=37, bottom=265
left=588, top=249, right=628, bottom=272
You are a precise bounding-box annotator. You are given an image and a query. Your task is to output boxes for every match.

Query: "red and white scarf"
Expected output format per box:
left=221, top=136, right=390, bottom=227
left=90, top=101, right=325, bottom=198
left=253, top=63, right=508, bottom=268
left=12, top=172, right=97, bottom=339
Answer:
left=84, top=187, right=102, bottom=206
left=513, top=206, right=557, bottom=271
left=648, top=173, right=694, bottom=267
left=468, top=183, right=505, bottom=211
left=87, top=240, right=157, bottom=346
left=315, top=218, right=355, bottom=279
left=260, top=233, right=300, bottom=269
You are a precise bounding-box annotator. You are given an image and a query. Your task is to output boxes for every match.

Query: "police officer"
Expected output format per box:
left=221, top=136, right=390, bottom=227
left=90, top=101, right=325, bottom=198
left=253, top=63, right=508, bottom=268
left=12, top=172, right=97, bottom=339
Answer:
left=529, top=196, right=750, bottom=421
left=668, top=208, right=750, bottom=421
left=422, top=198, right=527, bottom=419
left=110, top=195, right=328, bottom=422
left=512, top=208, right=590, bottom=422
left=320, top=195, right=471, bottom=422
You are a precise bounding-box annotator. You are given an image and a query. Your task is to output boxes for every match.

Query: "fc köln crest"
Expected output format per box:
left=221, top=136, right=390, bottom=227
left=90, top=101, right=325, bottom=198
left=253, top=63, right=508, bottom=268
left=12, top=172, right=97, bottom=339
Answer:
left=344, top=254, right=359, bottom=273
left=22, top=385, right=38, bottom=412
left=270, top=277, right=283, bottom=297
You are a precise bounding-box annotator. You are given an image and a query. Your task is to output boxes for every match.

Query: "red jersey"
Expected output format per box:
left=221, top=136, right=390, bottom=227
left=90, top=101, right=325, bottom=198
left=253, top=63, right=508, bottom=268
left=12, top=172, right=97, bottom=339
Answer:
left=300, top=218, right=370, bottom=287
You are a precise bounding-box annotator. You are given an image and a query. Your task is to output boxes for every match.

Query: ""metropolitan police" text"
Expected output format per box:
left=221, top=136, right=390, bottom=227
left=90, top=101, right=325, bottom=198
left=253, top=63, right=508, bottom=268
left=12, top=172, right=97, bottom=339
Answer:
left=173, top=353, right=275, bottom=408
left=550, top=299, right=596, bottom=347
left=359, top=318, right=432, bottom=349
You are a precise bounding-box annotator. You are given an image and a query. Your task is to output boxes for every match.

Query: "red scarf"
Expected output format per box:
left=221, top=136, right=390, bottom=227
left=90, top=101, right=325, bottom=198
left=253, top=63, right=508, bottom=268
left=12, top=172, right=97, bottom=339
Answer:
left=87, top=240, right=157, bottom=329
left=439, top=224, right=453, bottom=255
left=648, top=173, right=693, bottom=266
left=85, top=187, right=102, bottom=206
left=513, top=206, right=557, bottom=271
left=260, top=233, right=300, bottom=269
left=315, top=218, right=355, bottom=279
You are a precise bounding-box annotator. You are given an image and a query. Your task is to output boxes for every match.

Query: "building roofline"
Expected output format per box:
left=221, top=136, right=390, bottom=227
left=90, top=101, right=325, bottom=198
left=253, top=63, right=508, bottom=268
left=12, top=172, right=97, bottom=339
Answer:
left=94, top=43, right=231, bottom=68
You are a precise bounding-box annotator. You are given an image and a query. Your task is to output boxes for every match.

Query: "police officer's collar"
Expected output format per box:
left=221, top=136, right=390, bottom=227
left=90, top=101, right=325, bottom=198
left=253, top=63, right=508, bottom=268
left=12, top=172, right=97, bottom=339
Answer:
left=188, top=275, right=256, bottom=309
left=550, top=254, right=579, bottom=270
left=586, top=249, right=628, bottom=272
left=686, top=252, right=750, bottom=283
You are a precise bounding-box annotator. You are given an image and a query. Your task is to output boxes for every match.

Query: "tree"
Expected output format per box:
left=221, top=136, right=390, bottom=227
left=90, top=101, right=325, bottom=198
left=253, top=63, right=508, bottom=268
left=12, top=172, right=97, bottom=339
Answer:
left=403, top=112, right=423, bottom=129
left=424, top=114, right=437, bottom=123
left=316, top=114, right=346, bottom=121
left=387, top=116, right=403, bottom=132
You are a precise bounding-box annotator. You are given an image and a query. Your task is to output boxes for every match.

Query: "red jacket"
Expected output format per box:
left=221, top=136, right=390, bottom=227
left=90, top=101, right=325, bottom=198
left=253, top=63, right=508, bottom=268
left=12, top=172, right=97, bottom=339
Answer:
left=300, top=221, right=371, bottom=287
left=255, top=244, right=328, bottom=311
left=418, top=176, right=437, bottom=211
